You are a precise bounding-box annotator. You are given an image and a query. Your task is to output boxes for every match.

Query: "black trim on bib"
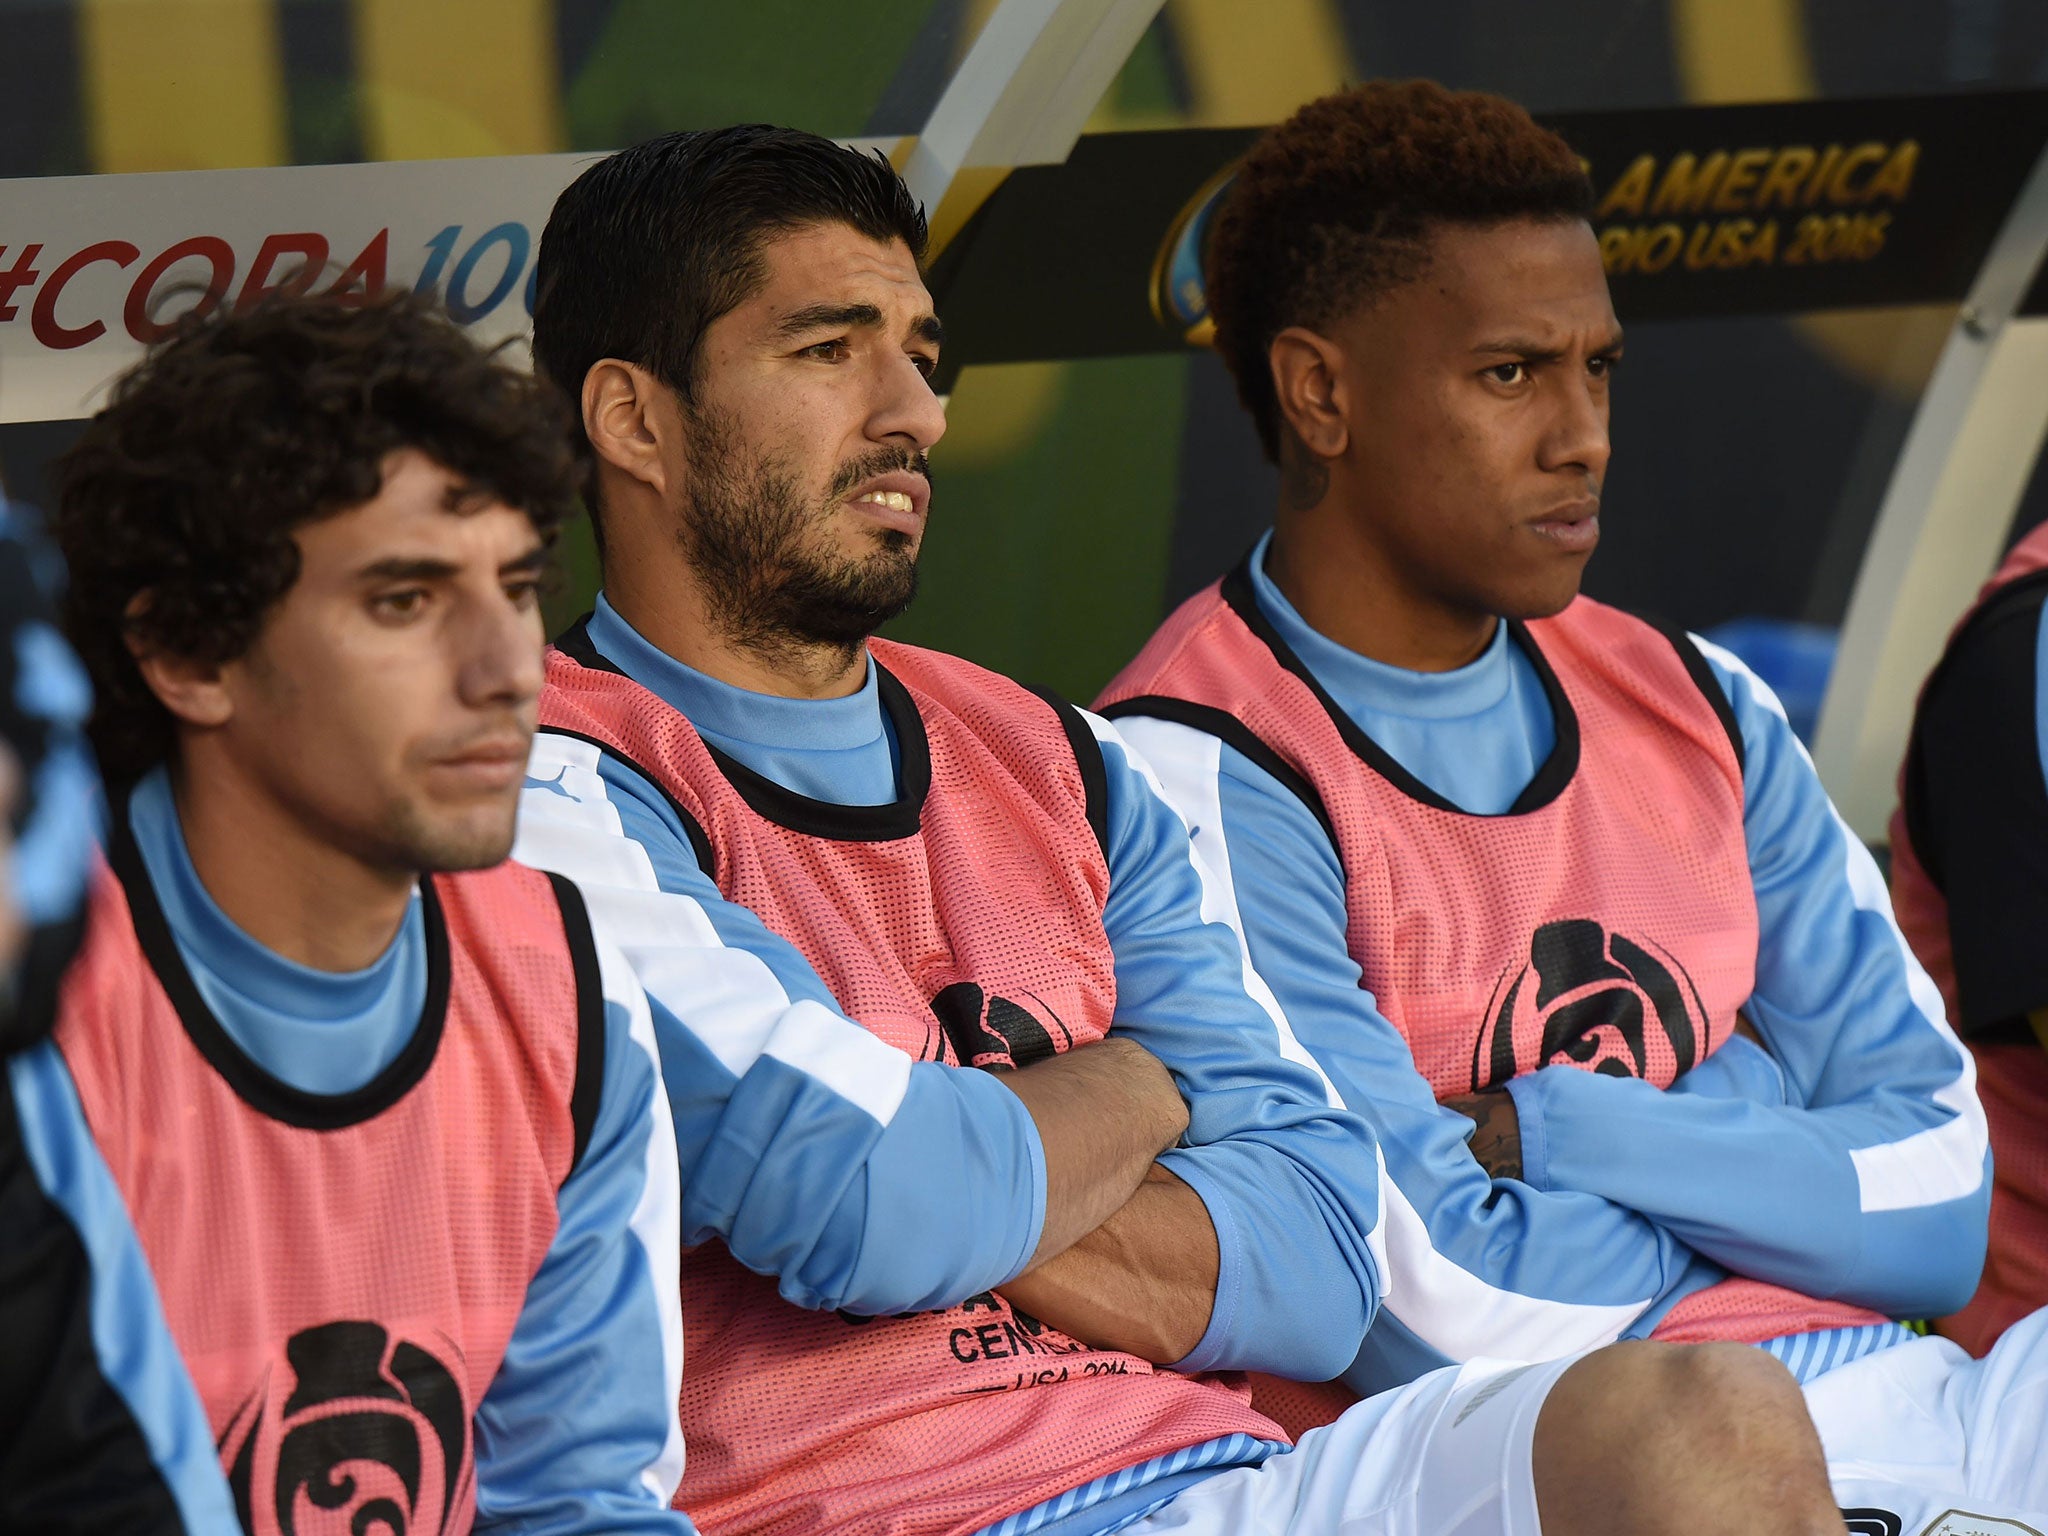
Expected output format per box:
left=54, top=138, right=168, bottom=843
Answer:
left=552, top=613, right=611, bottom=673
left=1634, top=614, right=1747, bottom=776
left=1218, top=554, right=1582, bottom=817
left=108, top=819, right=451, bottom=1130
left=695, top=662, right=932, bottom=841
left=533, top=726, right=717, bottom=878
left=1100, top=694, right=1339, bottom=852
left=550, top=873, right=608, bottom=1178
left=557, top=619, right=932, bottom=843
left=1028, top=687, right=1110, bottom=860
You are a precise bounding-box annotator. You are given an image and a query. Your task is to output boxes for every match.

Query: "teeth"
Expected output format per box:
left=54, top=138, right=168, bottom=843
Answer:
left=856, top=491, right=915, bottom=512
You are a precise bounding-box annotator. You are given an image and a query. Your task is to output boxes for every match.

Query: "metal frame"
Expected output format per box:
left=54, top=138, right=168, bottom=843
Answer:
left=1813, top=142, right=2048, bottom=841
left=902, top=0, right=1168, bottom=252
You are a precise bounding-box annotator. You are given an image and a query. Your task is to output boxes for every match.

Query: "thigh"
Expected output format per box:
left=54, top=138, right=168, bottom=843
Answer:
left=1125, top=1354, right=1578, bottom=1536
left=1807, top=1308, right=2048, bottom=1530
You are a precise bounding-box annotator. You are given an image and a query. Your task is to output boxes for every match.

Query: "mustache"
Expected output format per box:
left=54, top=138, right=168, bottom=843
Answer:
left=827, top=446, right=932, bottom=502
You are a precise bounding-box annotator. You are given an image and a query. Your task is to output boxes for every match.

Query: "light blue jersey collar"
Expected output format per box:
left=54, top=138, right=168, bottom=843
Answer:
left=1243, top=530, right=1556, bottom=814
left=585, top=592, right=900, bottom=806
left=127, top=768, right=426, bottom=1093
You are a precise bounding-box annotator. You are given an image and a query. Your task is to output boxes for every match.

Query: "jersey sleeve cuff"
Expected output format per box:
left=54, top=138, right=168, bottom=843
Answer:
left=1502, top=1072, right=1553, bottom=1193
left=1158, top=1149, right=1247, bottom=1375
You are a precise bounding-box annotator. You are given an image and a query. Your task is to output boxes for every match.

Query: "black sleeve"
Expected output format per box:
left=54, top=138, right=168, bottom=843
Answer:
left=0, top=514, right=96, bottom=1056
left=1910, top=584, right=2048, bottom=1033
left=0, top=1073, right=195, bottom=1534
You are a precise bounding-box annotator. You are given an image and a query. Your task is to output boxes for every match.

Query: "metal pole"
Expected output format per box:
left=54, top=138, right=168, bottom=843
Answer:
left=901, top=0, right=1169, bottom=257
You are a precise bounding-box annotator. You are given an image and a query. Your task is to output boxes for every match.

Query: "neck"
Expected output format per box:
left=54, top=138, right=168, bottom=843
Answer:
left=1266, top=500, right=1497, bottom=673
left=169, top=753, right=415, bottom=973
left=602, top=539, right=869, bottom=701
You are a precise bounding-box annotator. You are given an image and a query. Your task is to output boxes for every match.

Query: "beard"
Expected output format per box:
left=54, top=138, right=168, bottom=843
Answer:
left=676, top=401, right=924, bottom=665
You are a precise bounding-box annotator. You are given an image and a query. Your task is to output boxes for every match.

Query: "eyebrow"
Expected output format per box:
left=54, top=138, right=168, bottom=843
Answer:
left=353, top=544, right=548, bottom=584
left=777, top=302, right=945, bottom=348
left=1473, top=330, right=1625, bottom=360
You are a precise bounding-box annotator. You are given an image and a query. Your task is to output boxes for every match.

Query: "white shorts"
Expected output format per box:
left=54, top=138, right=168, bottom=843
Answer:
left=1124, top=1353, right=1577, bottom=1536
left=1807, top=1305, right=2048, bottom=1535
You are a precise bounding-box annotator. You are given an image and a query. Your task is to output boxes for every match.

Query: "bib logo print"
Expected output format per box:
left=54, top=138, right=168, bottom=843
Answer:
left=1471, top=917, right=1711, bottom=1091
left=929, top=982, right=1073, bottom=1069
left=218, top=1321, right=469, bottom=1536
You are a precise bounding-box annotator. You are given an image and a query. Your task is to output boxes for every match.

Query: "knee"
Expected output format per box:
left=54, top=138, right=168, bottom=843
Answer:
left=1535, top=1342, right=1840, bottom=1536
left=1556, top=1340, right=1811, bottom=1464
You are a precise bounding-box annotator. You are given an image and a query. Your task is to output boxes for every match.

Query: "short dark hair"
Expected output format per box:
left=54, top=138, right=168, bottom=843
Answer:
left=56, top=289, right=582, bottom=786
left=1207, top=79, right=1595, bottom=461
left=532, top=124, right=928, bottom=547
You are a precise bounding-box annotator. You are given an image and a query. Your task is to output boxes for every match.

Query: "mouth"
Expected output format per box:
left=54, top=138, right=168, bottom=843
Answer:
left=844, top=471, right=929, bottom=536
left=1526, top=502, right=1601, bottom=555
left=428, top=738, right=530, bottom=792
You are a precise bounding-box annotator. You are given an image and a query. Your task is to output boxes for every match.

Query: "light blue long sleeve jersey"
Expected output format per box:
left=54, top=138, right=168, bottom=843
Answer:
left=513, top=595, right=1391, bottom=1536
left=1111, top=532, right=1990, bottom=1396
left=51, top=770, right=697, bottom=1534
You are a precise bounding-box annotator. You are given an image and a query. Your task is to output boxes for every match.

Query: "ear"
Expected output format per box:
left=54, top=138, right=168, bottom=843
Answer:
left=581, top=360, right=672, bottom=498
left=126, top=609, right=234, bottom=733
left=1269, top=325, right=1351, bottom=461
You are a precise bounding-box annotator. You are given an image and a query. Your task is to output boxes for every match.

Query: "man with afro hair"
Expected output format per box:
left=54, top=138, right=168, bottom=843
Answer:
left=1102, top=78, right=2048, bottom=1528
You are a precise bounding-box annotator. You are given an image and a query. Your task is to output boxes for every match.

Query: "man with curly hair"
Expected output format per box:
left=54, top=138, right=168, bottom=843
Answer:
left=1101, top=78, right=2048, bottom=1527
left=34, top=289, right=699, bottom=1534
left=512, top=122, right=1856, bottom=1536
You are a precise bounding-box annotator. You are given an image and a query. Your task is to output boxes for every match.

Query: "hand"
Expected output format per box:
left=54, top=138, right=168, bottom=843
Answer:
left=1441, top=1088, right=1523, bottom=1181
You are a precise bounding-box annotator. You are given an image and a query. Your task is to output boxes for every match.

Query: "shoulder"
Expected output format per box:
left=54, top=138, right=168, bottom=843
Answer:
left=1096, top=579, right=1240, bottom=709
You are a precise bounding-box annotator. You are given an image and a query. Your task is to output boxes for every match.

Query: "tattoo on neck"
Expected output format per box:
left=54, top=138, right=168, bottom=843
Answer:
left=1281, top=438, right=1329, bottom=512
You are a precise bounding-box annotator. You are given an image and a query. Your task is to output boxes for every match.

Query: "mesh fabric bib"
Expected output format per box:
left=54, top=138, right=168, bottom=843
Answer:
left=541, top=632, right=1278, bottom=1536
left=1101, top=560, right=1888, bottom=1349
left=56, top=839, right=602, bottom=1536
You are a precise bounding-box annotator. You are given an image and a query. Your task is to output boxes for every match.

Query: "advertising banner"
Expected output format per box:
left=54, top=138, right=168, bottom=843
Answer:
left=927, top=91, right=2048, bottom=381
left=0, top=152, right=608, bottom=423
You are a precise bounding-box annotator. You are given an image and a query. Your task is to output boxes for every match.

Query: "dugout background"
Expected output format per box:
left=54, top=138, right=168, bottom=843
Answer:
left=5, top=0, right=2048, bottom=718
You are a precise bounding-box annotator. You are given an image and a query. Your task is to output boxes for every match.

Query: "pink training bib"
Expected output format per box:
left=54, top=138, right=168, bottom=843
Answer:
left=58, top=844, right=599, bottom=1536
left=542, top=632, right=1280, bottom=1536
left=1102, top=565, right=1889, bottom=1349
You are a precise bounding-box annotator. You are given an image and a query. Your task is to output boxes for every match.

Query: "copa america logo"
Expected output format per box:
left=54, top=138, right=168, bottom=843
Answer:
left=1147, top=163, right=1240, bottom=346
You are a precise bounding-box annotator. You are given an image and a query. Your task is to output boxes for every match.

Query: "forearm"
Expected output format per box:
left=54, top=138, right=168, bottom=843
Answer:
left=999, top=1163, right=1218, bottom=1363
left=999, top=1035, right=1188, bottom=1268
left=1512, top=1060, right=1987, bottom=1313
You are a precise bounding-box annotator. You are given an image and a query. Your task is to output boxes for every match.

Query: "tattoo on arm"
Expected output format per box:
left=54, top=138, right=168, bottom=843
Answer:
left=1442, top=1090, right=1523, bottom=1182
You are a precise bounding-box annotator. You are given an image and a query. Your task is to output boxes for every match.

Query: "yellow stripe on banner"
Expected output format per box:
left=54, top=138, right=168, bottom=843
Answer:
left=1669, top=0, right=1816, bottom=103
left=354, top=0, right=562, bottom=161
left=79, top=0, right=288, bottom=172
left=1169, top=0, right=1349, bottom=127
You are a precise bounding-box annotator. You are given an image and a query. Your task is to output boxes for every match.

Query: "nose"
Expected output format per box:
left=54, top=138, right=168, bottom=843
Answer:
left=1542, top=370, right=1611, bottom=484
left=456, top=588, right=545, bottom=711
left=869, top=352, right=947, bottom=454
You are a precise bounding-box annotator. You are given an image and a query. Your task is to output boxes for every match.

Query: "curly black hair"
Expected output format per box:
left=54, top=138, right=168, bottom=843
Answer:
left=1207, top=79, right=1595, bottom=461
left=55, top=289, right=583, bottom=785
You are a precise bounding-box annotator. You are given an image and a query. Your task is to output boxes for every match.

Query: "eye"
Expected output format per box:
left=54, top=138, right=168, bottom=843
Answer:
left=505, top=578, right=543, bottom=610
left=1588, top=352, right=1622, bottom=378
left=801, top=338, right=851, bottom=363
left=371, top=589, right=428, bottom=622
left=910, top=351, right=938, bottom=379
left=1484, top=362, right=1528, bottom=386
